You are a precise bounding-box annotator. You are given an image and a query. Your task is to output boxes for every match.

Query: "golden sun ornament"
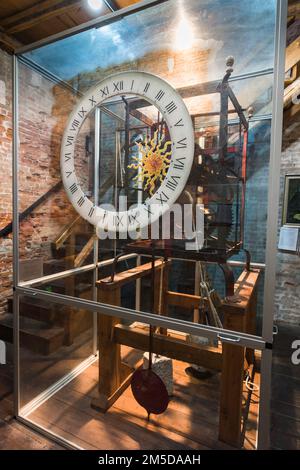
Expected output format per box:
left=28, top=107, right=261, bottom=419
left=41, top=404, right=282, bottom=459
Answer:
left=128, top=130, right=172, bottom=196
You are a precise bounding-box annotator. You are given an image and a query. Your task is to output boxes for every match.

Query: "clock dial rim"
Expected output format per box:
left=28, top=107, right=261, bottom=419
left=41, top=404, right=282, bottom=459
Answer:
left=60, top=71, right=195, bottom=233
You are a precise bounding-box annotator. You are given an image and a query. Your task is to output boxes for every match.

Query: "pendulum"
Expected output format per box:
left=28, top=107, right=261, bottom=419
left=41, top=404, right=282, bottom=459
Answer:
left=131, top=246, right=169, bottom=419
left=131, top=325, right=169, bottom=420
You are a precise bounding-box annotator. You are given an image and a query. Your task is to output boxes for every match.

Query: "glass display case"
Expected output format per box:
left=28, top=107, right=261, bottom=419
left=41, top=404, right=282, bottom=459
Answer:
left=12, top=0, right=287, bottom=450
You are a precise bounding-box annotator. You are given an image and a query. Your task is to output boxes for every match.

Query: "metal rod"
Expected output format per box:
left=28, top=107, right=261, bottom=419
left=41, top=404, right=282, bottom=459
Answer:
left=12, top=54, right=20, bottom=417
left=92, top=106, right=101, bottom=354
left=19, top=263, right=96, bottom=287
left=15, top=285, right=267, bottom=350
left=258, top=0, right=288, bottom=451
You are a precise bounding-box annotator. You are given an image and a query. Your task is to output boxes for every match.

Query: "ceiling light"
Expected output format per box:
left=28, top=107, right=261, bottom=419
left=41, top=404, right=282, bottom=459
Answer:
left=174, top=15, right=195, bottom=51
left=87, top=0, right=103, bottom=11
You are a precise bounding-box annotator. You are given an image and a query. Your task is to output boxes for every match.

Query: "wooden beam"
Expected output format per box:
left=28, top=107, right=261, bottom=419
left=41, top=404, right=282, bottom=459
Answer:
left=113, top=323, right=223, bottom=370
left=0, top=30, right=22, bottom=53
left=4, top=0, right=84, bottom=35
left=284, top=101, right=300, bottom=129
left=286, top=36, right=300, bottom=72
left=74, top=235, right=96, bottom=268
left=0, top=0, right=65, bottom=27
left=284, top=77, right=300, bottom=109
left=222, top=269, right=261, bottom=316
left=129, top=108, right=154, bottom=127
left=96, top=259, right=165, bottom=290
left=166, top=291, right=201, bottom=310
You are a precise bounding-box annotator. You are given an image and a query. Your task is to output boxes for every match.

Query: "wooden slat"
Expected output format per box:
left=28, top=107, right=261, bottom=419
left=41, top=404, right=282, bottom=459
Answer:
left=222, top=269, right=261, bottom=315
left=129, top=108, right=153, bottom=127
left=285, top=36, right=300, bottom=72
left=284, top=101, right=300, bottom=129
left=113, top=323, right=223, bottom=370
left=0, top=0, right=65, bottom=27
left=0, top=29, right=22, bottom=52
left=74, top=235, right=96, bottom=268
left=96, top=259, right=165, bottom=290
left=166, top=291, right=201, bottom=309
left=55, top=215, right=81, bottom=249
left=5, top=0, right=83, bottom=34
left=284, top=77, right=300, bottom=109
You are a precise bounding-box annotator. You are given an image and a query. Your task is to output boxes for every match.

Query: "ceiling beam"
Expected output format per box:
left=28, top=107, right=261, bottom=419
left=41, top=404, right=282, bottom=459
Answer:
left=0, top=28, right=22, bottom=53
left=3, top=0, right=84, bottom=35
left=0, top=0, right=65, bottom=27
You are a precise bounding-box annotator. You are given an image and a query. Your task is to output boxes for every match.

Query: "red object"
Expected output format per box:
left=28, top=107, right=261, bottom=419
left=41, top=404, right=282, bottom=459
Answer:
left=131, top=369, right=169, bottom=415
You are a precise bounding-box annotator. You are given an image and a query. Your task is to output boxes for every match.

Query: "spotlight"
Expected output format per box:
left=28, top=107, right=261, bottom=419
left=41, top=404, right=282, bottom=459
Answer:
left=174, top=15, right=195, bottom=51
left=87, top=0, right=103, bottom=11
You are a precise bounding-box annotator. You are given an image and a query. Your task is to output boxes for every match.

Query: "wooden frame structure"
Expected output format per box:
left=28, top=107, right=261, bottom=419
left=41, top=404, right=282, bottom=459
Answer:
left=92, top=259, right=260, bottom=448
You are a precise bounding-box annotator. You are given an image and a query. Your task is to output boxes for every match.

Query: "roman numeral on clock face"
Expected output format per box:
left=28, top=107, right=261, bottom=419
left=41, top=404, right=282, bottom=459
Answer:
left=100, top=86, right=109, bottom=97
left=144, top=82, right=150, bottom=93
left=77, top=196, right=85, bottom=207
left=166, top=175, right=181, bottom=191
left=155, top=90, right=165, bottom=101
left=69, top=183, right=78, bottom=194
left=165, top=101, right=177, bottom=114
left=66, top=135, right=74, bottom=146
left=113, top=214, right=124, bottom=226
left=78, top=107, right=87, bottom=118
left=156, top=191, right=170, bottom=205
left=89, top=96, right=96, bottom=107
left=88, top=206, right=95, bottom=218
left=70, top=119, right=80, bottom=131
left=173, top=157, right=186, bottom=170
left=128, top=212, right=139, bottom=224
left=66, top=170, right=73, bottom=178
left=113, top=81, right=123, bottom=92
left=144, top=204, right=153, bottom=215
left=175, top=118, right=184, bottom=127
left=64, top=153, right=71, bottom=162
left=176, top=137, right=187, bottom=149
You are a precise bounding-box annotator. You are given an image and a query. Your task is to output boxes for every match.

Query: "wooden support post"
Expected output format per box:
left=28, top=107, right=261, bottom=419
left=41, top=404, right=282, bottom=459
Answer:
left=92, top=260, right=166, bottom=412
left=91, top=287, right=133, bottom=412
left=219, top=315, right=245, bottom=448
left=219, top=269, right=260, bottom=448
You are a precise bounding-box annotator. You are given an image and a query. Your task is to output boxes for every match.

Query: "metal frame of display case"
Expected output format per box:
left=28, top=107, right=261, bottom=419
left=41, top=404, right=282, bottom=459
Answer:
left=11, top=0, right=288, bottom=450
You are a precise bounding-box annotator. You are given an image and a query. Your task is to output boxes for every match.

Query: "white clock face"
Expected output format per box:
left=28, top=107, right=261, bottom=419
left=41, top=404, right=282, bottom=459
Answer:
left=60, top=71, right=194, bottom=234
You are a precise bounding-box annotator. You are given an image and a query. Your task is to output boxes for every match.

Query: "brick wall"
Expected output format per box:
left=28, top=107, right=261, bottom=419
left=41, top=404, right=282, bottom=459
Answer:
left=0, top=49, right=85, bottom=315
left=0, top=49, right=12, bottom=313
left=274, top=127, right=300, bottom=326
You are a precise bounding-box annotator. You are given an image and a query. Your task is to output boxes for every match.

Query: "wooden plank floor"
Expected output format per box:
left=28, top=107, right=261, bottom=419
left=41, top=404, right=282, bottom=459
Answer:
left=29, top=345, right=260, bottom=450
left=0, top=362, right=62, bottom=450
left=0, top=328, right=261, bottom=450
left=1, top=323, right=300, bottom=450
